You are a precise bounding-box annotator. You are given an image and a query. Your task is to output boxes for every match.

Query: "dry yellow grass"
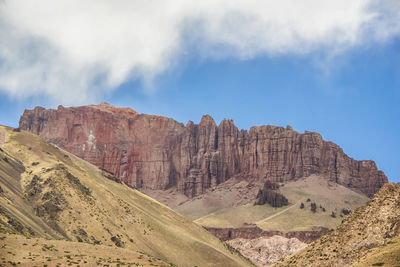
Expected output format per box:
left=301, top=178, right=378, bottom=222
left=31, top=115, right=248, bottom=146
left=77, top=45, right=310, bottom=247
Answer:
left=352, top=237, right=400, bottom=267
left=0, top=233, right=168, bottom=266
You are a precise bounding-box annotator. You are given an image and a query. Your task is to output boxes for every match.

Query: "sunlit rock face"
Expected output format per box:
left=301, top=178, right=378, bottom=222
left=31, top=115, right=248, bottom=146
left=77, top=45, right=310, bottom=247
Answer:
left=227, top=236, right=307, bottom=267
left=19, top=103, right=387, bottom=198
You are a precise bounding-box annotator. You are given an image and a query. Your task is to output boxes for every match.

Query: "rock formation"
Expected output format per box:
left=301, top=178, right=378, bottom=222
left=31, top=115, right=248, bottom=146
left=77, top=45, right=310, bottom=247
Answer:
left=19, top=103, right=387, bottom=198
left=254, top=181, right=289, bottom=207
left=205, top=226, right=329, bottom=244
left=228, top=236, right=307, bottom=267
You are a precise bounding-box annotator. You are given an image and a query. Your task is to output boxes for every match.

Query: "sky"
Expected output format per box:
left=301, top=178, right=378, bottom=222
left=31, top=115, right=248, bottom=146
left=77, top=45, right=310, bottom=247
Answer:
left=0, top=1, right=399, bottom=182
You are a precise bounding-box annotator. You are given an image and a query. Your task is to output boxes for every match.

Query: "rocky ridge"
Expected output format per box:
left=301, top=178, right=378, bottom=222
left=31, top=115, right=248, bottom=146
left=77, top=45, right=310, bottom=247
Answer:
left=19, top=103, right=387, bottom=198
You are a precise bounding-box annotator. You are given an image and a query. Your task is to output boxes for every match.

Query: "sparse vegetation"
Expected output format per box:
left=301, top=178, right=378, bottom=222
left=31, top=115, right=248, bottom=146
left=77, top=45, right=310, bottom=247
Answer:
left=194, top=174, right=369, bottom=233
left=311, top=203, right=317, bottom=213
left=341, top=208, right=351, bottom=215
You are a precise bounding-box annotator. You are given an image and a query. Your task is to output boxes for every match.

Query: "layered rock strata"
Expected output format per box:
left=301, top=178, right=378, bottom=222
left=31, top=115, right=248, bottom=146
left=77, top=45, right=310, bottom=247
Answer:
left=227, top=236, right=307, bottom=267
left=205, top=226, right=329, bottom=244
left=19, top=103, right=387, bottom=198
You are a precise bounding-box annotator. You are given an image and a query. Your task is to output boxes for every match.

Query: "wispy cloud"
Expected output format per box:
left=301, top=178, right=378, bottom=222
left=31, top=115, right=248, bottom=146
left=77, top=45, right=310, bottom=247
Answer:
left=0, top=0, right=399, bottom=104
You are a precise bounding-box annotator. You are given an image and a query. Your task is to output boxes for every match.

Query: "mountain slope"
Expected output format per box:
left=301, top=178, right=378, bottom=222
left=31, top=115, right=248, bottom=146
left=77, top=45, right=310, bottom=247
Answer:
left=0, top=126, right=254, bottom=267
left=190, top=175, right=369, bottom=232
left=273, top=182, right=400, bottom=266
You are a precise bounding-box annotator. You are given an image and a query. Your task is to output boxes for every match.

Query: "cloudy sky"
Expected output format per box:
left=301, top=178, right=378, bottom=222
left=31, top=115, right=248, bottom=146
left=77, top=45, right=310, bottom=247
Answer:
left=0, top=0, right=399, bottom=182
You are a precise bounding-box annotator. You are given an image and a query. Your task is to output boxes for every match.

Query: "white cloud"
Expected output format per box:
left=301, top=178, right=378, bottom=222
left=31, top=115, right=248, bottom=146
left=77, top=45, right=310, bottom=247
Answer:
left=0, top=0, right=399, bottom=104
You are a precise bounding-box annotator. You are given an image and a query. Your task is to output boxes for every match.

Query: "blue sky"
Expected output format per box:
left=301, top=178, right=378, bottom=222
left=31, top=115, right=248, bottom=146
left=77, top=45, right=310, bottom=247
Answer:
left=0, top=1, right=399, bottom=182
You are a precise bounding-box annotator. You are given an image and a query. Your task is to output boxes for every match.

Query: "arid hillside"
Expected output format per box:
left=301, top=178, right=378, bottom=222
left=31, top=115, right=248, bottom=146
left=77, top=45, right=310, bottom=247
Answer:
left=0, top=126, right=254, bottom=267
left=273, top=182, right=400, bottom=267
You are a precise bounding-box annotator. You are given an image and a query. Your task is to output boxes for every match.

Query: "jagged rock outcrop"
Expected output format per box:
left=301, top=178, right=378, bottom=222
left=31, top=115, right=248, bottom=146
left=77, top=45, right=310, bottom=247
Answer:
left=19, top=103, right=387, bottom=198
left=254, top=181, right=289, bottom=207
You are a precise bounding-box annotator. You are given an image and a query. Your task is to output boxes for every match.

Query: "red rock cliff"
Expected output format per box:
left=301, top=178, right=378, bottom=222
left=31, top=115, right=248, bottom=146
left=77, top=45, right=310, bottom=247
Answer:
left=19, top=103, right=387, bottom=197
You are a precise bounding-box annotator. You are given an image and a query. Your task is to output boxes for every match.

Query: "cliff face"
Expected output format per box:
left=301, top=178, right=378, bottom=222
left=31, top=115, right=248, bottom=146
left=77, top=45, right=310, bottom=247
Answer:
left=19, top=103, right=387, bottom=197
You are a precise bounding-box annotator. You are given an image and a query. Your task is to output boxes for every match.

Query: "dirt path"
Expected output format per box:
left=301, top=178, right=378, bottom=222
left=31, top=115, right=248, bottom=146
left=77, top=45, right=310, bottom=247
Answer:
left=256, top=199, right=302, bottom=224
left=0, top=129, right=5, bottom=148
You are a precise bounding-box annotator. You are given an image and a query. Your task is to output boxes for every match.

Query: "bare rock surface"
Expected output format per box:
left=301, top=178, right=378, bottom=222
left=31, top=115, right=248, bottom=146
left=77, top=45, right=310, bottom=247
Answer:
left=19, top=103, right=387, bottom=198
left=228, top=235, right=307, bottom=266
left=206, top=226, right=329, bottom=243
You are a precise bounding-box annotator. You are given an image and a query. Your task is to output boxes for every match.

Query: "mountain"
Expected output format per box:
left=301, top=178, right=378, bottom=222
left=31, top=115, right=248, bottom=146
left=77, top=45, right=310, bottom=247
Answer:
left=18, top=103, right=389, bottom=266
left=19, top=102, right=386, bottom=199
left=273, top=182, right=400, bottom=267
left=0, top=125, right=254, bottom=266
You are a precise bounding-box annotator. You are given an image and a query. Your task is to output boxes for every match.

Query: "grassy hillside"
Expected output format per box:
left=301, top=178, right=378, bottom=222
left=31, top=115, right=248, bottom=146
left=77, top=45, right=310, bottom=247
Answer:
left=0, top=126, right=254, bottom=267
left=189, top=175, right=368, bottom=232
left=174, top=178, right=260, bottom=221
